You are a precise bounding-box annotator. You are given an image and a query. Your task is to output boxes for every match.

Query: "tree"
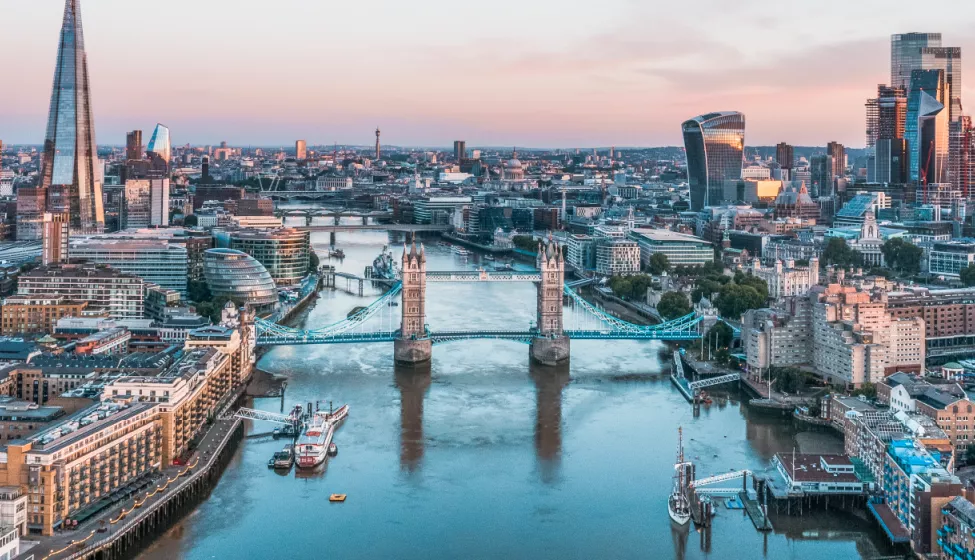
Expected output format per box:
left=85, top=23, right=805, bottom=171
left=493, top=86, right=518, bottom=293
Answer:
left=960, top=264, right=975, bottom=287
left=647, top=253, right=671, bottom=276
left=770, top=367, right=806, bottom=394
left=881, top=238, right=923, bottom=276
left=706, top=322, right=735, bottom=349
left=512, top=235, right=537, bottom=252
left=184, top=214, right=199, bottom=227
left=187, top=280, right=211, bottom=303
left=822, top=237, right=862, bottom=268
left=657, top=291, right=692, bottom=320
left=309, top=251, right=320, bottom=273
left=715, top=283, right=765, bottom=319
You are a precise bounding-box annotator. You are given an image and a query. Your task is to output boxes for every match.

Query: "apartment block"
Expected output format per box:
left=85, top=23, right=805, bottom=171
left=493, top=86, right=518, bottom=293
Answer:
left=0, top=295, right=87, bottom=336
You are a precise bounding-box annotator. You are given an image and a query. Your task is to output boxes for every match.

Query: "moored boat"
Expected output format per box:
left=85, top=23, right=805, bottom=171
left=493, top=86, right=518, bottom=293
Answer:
left=669, top=427, right=692, bottom=526
left=272, top=445, right=294, bottom=469
left=295, top=404, right=350, bottom=469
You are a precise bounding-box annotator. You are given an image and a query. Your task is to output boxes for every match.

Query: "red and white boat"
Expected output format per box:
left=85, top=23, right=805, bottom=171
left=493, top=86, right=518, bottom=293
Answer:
left=295, top=405, right=349, bottom=469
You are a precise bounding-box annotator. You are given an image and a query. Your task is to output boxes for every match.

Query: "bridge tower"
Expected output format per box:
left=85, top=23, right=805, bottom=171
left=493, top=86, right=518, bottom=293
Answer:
left=394, top=240, right=432, bottom=364
left=530, top=240, right=570, bottom=366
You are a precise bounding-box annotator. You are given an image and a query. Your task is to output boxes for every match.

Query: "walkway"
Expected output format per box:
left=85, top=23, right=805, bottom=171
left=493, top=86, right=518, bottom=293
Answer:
left=19, top=388, right=247, bottom=560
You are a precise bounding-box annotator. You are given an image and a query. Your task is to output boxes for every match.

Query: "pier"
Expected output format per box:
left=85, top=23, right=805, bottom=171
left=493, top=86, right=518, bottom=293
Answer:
left=670, top=353, right=740, bottom=405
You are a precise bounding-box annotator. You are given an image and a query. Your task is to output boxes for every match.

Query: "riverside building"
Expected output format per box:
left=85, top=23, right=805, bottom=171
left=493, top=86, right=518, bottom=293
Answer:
left=17, top=264, right=145, bottom=320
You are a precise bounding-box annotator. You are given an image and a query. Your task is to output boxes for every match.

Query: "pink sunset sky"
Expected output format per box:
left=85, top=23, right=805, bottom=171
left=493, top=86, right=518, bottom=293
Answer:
left=2, top=0, right=975, bottom=148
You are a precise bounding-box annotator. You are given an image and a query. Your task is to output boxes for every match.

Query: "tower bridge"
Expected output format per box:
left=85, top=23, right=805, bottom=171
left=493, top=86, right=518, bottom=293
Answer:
left=254, top=241, right=703, bottom=366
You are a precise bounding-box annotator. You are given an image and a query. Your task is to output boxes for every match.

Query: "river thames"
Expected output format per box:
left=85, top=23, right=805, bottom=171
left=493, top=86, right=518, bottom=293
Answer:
left=139, top=227, right=894, bottom=560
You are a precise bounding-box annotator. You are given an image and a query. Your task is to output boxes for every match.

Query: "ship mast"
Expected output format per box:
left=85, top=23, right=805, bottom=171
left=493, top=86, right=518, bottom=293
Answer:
left=677, top=426, right=684, bottom=464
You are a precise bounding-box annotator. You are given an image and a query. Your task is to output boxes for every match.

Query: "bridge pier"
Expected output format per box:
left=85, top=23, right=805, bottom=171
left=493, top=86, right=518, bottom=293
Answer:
left=394, top=338, right=432, bottom=365
left=530, top=336, right=571, bottom=366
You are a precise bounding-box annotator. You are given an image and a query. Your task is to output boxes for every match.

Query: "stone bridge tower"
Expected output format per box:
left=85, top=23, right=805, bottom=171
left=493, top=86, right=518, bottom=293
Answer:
left=395, top=240, right=432, bottom=364
left=530, top=240, right=570, bottom=366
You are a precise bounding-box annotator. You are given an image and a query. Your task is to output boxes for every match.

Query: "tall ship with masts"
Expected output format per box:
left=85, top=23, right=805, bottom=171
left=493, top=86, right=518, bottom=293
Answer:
left=669, top=427, right=692, bottom=526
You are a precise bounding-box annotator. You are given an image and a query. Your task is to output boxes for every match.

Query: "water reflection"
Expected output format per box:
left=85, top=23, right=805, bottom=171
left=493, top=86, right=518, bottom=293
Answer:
left=531, top=362, right=570, bottom=484
left=671, top=521, right=689, bottom=559
left=395, top=363, right=431, bottom=473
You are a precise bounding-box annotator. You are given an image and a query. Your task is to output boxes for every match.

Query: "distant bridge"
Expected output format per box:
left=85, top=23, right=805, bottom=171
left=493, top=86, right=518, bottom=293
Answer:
left=296, top=224, right=451, bottom=233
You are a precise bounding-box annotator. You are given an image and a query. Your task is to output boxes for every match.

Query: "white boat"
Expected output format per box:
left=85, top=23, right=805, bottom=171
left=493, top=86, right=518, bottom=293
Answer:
left=452, top=246, right=470, bottom=256
left=669, top=427, right=692, bottom=526
left=295, top=404, right=349, bottom=469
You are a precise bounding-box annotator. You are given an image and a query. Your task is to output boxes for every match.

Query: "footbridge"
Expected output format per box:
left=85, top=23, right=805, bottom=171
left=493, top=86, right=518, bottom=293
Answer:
left=255, top=241, right=703, bottom=365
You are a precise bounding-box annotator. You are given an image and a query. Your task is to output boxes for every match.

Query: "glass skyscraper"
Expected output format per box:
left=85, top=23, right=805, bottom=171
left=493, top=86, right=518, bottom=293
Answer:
left=682, top=112, right=745, bottom=211
left=891, top=33, right=942, bottom=90
left=147, top=124, right=172, bottom=168
left=905, top=69, right=948, bottom=185
left=39, top=0, right=104, bottom=234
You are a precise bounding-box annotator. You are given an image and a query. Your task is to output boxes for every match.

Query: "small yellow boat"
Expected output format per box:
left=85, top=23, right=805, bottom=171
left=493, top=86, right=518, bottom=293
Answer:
left=329, top=494, right=347, bottom=502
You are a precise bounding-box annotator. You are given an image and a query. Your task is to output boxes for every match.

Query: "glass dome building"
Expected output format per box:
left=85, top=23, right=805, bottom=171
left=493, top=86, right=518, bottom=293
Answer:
left=203, top=248, right=278, bottom=311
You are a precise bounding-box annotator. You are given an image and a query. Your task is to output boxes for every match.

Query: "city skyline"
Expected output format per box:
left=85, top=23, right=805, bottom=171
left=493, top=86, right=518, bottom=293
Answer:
left=3, top=1, right=975, bottom=147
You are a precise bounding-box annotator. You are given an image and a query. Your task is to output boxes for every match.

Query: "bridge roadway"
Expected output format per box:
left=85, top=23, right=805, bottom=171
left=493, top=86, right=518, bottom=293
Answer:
left=257, top=329, right=703, bottom=347
left=296, top=224, right=451, bottom=232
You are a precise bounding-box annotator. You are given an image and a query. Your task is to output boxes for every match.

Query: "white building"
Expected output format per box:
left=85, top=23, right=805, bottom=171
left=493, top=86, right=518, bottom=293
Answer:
left=749, top=258, right=820, bottom=300
left=629, top=228, right=714, bottom=267
left=150, top=177, right=170, bottom=227
left=595, top=239, right=640, bottom=276
left=847, top=208, right=884, bottom=267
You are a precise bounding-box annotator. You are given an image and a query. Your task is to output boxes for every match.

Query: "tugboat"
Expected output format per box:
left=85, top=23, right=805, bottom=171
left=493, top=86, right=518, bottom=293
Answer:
left=668, top=427, right=692, bottom=526
left=329, top=248, right=346, bottom=259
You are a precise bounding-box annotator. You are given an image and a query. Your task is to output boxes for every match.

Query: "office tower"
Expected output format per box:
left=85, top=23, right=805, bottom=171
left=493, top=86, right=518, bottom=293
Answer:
left=876, top=139, right=908, bottom=184
left=295, top=140, right=307, bottom=160
left=891, top=33, right=942, bottom=90
left=454, top=141, right=466, bottom=161
left=122, top=179, right=151, bottom=229
left=126, top=130, right=142, bottom=161
left=146, top=123, right=171, bottom=171
left=810, top=155, right=835, bottom=197
left=38, top=0, right=105, bottom=234
left=866, top=85, right=907, bottom=148
left=952, top=116, right=974, bottom=200
left=375, top=128, right=381, bottom=160
left=775, top=142, right=794, bottom=170
left=16, top=188, right=47, bottom=240
left=41, top=212, right=69, bottom=265
left=150, top=178, right=170, bottom=227
left=921, top=47, right=962, bottom=121
left=681, top=112, right=745, bottom=211
left=906, top=69, right=949, bottom=185
left=826, top=142, right=846, bottom=178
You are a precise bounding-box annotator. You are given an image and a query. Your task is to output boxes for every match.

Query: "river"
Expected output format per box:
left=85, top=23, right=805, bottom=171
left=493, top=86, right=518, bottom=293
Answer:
left=138, top=225, right=894, bottom=560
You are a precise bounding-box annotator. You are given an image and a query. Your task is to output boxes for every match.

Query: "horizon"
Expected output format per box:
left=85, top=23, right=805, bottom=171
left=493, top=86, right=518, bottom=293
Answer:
left=2, top=1, right=975, bottom=147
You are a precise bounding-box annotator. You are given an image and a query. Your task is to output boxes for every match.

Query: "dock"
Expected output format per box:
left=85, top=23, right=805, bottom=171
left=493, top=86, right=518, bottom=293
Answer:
left=740, top=490, right=771, bottom=531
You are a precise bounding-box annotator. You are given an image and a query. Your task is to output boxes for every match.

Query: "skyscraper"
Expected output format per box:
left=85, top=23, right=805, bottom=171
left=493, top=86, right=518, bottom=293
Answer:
left=375, top=128, right=381, bottom=160
left=295, top=140, right=307, bottom=160
left=921, top=47, right=962, bottom=122
left=810, top=155, right=835, bottom=197
left=891, top=33, right=942, bottom=90
left=906, top=69, right=949, bottom=185
left=125, top=130, right=142, bottom=161
left=681, top=112, right=745, bottom=211
left=827, top=142, right=846, bottom=178
left=38, top=0, right=105, bottom=234
left=775, top=142, right=794, bottom=170
left=146, top=124, right=171, bottom=170
left=454, top=140, right=466, bottom=161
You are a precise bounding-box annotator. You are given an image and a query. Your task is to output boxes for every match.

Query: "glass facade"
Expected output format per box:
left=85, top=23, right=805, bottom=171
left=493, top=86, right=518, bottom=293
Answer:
left=682, top=112, right=745, bottom=211
left=39, top=0, right=104, bottom=234
left=215, top=228, right=310, bottom=286
left=891, top=32, right=941, bottom=90
left=203, top=249, right=278, bottom=310
left=905, top=69, right=948, bottom=184
left=147, top=124, right=171, bottom=165
left=69, top=239, right=189, bottom=295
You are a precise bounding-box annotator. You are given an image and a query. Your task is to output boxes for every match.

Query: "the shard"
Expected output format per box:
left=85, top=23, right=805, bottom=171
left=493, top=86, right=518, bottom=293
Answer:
left=39, top=0, right=105, bottom=234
